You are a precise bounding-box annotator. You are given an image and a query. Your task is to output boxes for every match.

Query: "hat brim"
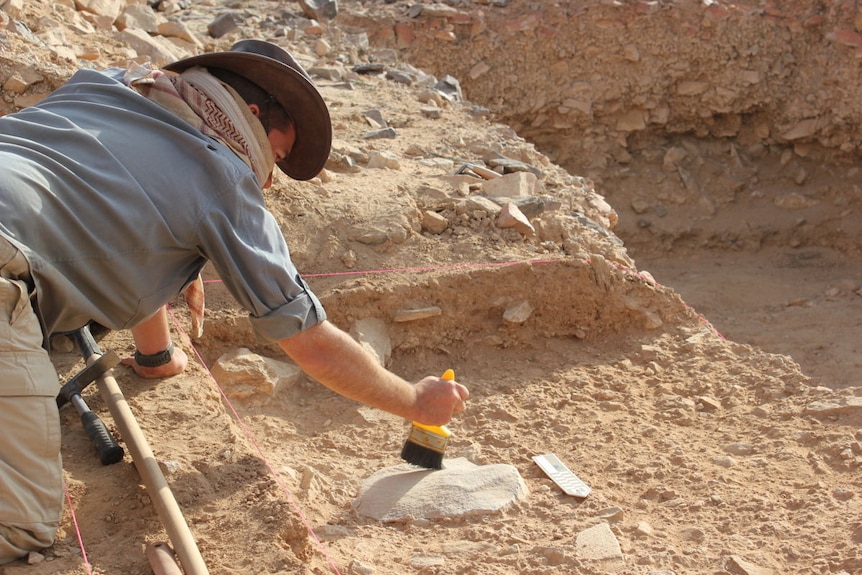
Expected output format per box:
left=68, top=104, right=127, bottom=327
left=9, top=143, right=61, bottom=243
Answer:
left=164, top=51, right=332, bottom=181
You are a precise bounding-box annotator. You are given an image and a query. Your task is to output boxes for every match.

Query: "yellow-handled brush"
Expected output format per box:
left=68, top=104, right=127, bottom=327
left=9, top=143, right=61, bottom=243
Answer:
left=400, top=369, right=455, bottom=470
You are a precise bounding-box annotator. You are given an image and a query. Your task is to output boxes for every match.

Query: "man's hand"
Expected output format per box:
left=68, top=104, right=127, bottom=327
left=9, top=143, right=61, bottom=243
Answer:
left=121, top=346, right=188, bottom=379
left=410, top=374, right=470, bottom=426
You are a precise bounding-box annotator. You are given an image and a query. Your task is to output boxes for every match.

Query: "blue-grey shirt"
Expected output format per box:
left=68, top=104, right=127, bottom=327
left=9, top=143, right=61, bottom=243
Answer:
left=0, top=68, right=325, bottom=343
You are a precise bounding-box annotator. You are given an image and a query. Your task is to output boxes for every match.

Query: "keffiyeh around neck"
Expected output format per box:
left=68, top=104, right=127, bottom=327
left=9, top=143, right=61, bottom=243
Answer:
left=124, top=63, right=275, bottom=186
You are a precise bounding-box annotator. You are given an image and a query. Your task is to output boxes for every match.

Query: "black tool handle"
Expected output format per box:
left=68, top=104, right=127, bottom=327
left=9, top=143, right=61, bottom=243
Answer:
left=70, top=325, right=125, bottom=465
left=81, top=410, right=125, bottom=465
left=73, top=324, right=101, bottom=359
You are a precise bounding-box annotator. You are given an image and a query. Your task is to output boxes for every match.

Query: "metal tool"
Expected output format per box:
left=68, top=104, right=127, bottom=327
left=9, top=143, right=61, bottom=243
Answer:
left=56, top=343, right=124, bottom=465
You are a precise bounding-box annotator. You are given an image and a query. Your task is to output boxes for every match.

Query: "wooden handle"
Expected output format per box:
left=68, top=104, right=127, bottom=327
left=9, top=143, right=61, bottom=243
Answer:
left=80, top=345, right=211, bottom=575
left=147, top=542, right=183, bottom=575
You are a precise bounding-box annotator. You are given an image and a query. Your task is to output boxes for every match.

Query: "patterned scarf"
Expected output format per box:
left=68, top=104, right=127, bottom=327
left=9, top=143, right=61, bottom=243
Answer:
left=123, top=63, right=275, bottom=186
left=123, top=63, right=276, bottom=338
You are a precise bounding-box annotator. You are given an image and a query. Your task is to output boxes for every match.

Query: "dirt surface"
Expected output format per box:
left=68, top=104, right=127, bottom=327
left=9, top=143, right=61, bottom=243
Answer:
left=2, top=1, right=861, bottom=575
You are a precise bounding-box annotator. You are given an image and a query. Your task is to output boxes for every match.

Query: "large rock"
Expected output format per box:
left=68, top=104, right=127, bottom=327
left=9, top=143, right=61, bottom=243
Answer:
left=353, top=457, right=528, bottom=521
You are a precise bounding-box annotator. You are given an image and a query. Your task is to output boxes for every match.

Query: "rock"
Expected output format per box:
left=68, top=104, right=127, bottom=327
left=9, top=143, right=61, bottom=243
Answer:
left=502, top=300, right=533, bottom=324
left=297, top=0, right=338, bottom=21
left=804, top=396, right=862, bottom=417
left=206, top=13, right=238, bottom=38
left=484, top=172, right=539, bottom=198
left=497, top=203, right=535, bottom=236
left=393, top=306, right=442, bottom=322
left=726, top=555, right=776, bottom=575
left=211, top=348, right=303, bottom=404
left=116, top=4, right=162, bottom=33
left=350, top=318, right=391, bottom=366
left=115, top=28, right=185, bottom=66
left=367, top=150, right=401, bottom=170
left=158, top=20, right=202, bottom=46
left=363, top=127, right=397, bottom=139
left=353, top=458, right=528, bottom=521
left=575, top=523, right=623, bottom=561
left=421, top=210, right=449, bottom=234
left=75, top=0, right=124, bottom=21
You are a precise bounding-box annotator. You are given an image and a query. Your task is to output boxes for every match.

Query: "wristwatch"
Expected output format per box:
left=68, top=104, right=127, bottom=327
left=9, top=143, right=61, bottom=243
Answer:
left=134, top=342, right=175, bottom=368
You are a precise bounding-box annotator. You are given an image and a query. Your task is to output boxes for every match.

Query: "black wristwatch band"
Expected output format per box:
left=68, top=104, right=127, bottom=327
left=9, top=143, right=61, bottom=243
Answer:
left=134, top=342, right=175, bottom=368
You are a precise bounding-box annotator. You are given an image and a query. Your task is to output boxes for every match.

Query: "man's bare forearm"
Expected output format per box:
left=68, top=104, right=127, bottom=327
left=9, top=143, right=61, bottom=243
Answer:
left=278, top=320, right=418, bottom=418
left=278, top=321, right=468, bottom=425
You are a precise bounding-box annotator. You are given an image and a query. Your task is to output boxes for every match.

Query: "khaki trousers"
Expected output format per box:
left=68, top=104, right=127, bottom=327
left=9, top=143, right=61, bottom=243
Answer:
left=0, top=237, right=63, bottom=564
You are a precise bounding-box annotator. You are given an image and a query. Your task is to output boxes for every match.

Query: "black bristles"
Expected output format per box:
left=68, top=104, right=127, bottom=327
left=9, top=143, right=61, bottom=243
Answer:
left=400, top=438, right=444, bottom=470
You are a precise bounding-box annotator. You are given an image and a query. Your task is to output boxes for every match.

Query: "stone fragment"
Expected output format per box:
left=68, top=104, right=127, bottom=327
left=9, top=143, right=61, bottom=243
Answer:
left=726, top=555, right=776, bottom=575
left=804, top=396, right=862, bottom=417
left=364, top=127, right=397, bottom=139
left=497, top=203, right=535, bottom=236
left=367, top=150, right=400, bottom=170
left=616, top=109, right=646, bottom=131
left=308, top=66, right=343, bottom=81
left=2, top=66, right=44, bottom=94
left=420, top=106, right=443, bottom=119
left=116, top=4, right=162, bottom=33
left=773, top=193, right=817, bottom=209
left=502, top=301, right=533, bottom=324
left=211, top=348, right=302, bottom=404
left=596, top=506, right=624, bottom=522
left=724, top=442, right=754, bottom=456
left=678, top=80, right=710, bottom=95
left=75, top=0, right=124, bottom=20
left=483, top=172, right=539, bottom=198
left=353, top=458, right=528, bottom=521
left=469, top=61, right=490, bottom=79
left=780, top=118, right=820, bottom=141
left=158, top=20, right=202, bottom=46
left=421, top=210, right=449, bottom=234
left=434, top=75, right=462, bottom=101
left=487, top=157, right=542, bottom=177
left=393, top=306, right=442, bottom=322
left=698, top=396, right=721, bottom=412
left=362, top=109, right=387, bottom=129
left=207, top=13, right=238, bottom=38
left=464, top=195, right=502, bottom=215
left=575, top=523, right=623, bottom=561
left=350, top=318, right=391, bottom=367
left=0, top=0, right=23, bottom=18
left=115, top=28, right=186, bottom=66
left=298, top=0, right=338, bottom=21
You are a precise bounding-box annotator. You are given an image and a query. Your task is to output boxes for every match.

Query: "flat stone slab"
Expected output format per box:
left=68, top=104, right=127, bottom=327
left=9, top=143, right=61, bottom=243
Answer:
left=353, top=457, right=528, bottom=521
left=804, top=396, right=862, bottom=417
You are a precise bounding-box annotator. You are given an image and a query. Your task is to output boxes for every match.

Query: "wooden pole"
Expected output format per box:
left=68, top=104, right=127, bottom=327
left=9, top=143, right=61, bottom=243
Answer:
left=90, top=363, right=211, bottom=575
left=146, top=541, right=184, bottom=575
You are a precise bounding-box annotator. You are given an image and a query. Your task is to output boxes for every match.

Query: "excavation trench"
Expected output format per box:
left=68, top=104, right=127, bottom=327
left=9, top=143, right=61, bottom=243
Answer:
left=345, top=0, right=862, bottom=389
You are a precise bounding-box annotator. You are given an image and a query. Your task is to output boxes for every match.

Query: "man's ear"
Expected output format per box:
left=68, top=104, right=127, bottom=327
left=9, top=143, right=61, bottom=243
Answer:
left=248, top=103, right=261, bottom=118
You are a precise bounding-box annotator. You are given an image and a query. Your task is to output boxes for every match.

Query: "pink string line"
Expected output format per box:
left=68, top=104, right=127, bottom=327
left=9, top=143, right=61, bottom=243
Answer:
left=63, top=483, right=93, bottom=575
left=166, top=306, right=344, bottom=575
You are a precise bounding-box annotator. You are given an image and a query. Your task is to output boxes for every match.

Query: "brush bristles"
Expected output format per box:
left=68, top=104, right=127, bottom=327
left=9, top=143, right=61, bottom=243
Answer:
left=400, top=424, right=449, bottom=469
left=400, top=439, right=444, bottom=470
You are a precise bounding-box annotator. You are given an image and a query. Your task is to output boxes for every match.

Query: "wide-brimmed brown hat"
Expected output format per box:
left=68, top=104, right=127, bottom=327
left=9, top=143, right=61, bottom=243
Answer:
left=164, top=39, right=332, bottom=181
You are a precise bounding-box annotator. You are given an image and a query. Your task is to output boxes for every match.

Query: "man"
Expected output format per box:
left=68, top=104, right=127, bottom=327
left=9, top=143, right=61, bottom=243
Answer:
left=0, top=39, right=468, bottom=563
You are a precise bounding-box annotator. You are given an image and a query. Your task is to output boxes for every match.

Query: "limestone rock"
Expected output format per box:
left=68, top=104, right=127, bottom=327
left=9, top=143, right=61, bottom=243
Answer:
left=211, top=348, right=302, bottom=404
left=354, top=458, right=528, bottom=521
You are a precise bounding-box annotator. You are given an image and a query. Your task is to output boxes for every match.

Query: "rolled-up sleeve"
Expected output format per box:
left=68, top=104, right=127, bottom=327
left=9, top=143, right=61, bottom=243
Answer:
left=197, top=174, right=327, bottom=343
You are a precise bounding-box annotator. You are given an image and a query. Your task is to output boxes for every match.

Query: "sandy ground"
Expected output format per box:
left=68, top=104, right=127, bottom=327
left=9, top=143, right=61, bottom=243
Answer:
left=1, top=1, right=861, bottom=575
